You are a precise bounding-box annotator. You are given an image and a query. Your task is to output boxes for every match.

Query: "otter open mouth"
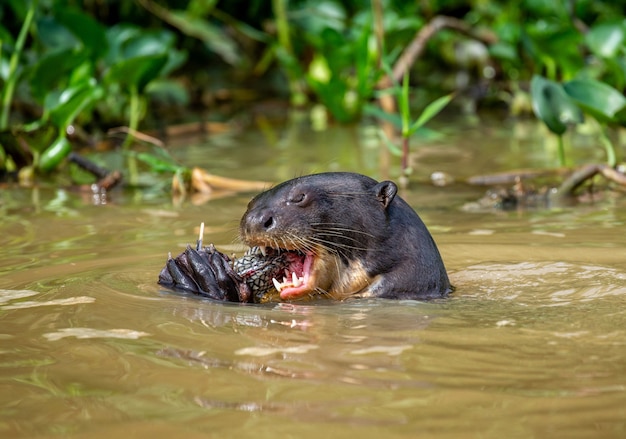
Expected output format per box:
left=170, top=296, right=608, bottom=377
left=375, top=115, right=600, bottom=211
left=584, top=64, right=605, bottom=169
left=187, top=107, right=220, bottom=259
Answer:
left=265, top=248, right=315, bottom=300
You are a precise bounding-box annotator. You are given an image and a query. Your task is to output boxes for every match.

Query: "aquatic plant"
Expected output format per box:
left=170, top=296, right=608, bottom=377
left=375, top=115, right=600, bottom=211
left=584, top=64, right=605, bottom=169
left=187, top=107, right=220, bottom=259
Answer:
left=530, top=18, right=626, bottom=170
left=532, top=75, right=626, bottom=167
left=374, top=71, right=453, bottom=177
left=1, top=0, right=625, bottom=193
left=0, top=0, right=37, bottom=171
left=0, top=1, right=186, bottom=177
left=400, top=74, right=453, bottom=175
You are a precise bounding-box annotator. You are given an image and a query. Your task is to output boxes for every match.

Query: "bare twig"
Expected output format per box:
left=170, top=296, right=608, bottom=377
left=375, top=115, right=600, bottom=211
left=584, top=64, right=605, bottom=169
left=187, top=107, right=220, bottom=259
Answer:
left=68, top=152, right=123, bottom=191
left=556, top=164, right=626, bottom=197
left=107, top=127, right=164, bottom=147
left=376, top=15, right=498, bottom=90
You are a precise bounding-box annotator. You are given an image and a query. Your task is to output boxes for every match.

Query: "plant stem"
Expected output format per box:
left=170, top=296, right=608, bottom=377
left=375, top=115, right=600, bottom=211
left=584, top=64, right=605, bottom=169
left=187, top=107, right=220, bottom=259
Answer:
left=124, top=85, right=140, bottom=185
left=597, top=124, right=617, bottom=167
left=372, top=0, right=385, bottom=68
left=127, top=153, right=139, bottom=187
left=557, top=134, right=566, bottom=167
left=123, top=85, right=140, bottom=150
left=272, top=0, right=306, bottom=106
left=1, top=0, right=37, bottom=131
left=401, top=135, right=409, bottom=174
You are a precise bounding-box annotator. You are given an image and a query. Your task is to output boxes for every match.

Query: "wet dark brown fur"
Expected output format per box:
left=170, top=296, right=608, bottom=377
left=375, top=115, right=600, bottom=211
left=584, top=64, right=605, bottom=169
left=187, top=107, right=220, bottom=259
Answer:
left=240, top=172, right=452, bottom=300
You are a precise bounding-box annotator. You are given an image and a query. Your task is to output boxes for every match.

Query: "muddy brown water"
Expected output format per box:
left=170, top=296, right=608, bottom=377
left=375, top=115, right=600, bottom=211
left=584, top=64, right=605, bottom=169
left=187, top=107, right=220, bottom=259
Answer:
left=1, top=116, right=625, bottom=438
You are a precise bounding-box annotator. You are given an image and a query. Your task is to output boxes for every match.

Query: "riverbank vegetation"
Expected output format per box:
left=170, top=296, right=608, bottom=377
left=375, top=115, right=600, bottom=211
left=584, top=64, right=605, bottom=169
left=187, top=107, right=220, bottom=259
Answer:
left=1, top=0, right=625, bottom=198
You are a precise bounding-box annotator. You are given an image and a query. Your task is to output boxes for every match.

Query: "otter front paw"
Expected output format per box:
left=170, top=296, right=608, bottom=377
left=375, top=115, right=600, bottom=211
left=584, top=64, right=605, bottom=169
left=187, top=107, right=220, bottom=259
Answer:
left=158, top=244, right=248, bottom=302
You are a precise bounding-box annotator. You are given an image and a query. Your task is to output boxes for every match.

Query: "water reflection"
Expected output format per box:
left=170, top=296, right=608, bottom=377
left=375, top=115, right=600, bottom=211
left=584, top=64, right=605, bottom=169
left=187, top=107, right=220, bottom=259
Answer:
left=1, top=118, right=626, bottom=438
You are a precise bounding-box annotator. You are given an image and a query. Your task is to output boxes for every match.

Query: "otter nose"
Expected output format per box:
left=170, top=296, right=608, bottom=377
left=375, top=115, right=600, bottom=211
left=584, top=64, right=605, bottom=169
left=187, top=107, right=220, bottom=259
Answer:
left=243, top=209, right=275, bottom=234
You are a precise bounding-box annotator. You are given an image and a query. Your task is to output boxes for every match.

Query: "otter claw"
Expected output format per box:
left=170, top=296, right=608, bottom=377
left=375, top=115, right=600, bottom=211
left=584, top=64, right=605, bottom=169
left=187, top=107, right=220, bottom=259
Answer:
left=185, top=246, right=220, bottom=292
left=158, top=245, right=243, bottom=302
left=207, top=250, right=242, bottom=302
left=164, top=255, right=198, bottom=292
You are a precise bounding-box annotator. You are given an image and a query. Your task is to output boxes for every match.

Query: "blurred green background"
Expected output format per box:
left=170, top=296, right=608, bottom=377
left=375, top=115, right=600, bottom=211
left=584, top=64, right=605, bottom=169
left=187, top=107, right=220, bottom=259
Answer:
left=1, top=0, right=625, bottom=178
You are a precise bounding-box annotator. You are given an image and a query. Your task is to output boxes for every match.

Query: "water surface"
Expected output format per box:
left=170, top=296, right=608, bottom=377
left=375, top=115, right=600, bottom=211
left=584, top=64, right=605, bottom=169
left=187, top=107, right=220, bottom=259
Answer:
left=1, top=116, right=625, bottom=438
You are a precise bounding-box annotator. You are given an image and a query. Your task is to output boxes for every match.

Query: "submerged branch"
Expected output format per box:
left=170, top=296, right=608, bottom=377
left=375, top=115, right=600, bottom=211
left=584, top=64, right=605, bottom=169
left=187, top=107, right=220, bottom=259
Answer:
left=68, top=153, right=123, bottom=191
left=555, top=164, right=626, bottom=198
left=468, top=164, right=626, bottom=208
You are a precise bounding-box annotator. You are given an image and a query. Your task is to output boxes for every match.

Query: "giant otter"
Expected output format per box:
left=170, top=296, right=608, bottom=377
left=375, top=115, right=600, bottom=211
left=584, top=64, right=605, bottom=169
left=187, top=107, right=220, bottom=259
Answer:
left=159, top=172, right=452, bottom=302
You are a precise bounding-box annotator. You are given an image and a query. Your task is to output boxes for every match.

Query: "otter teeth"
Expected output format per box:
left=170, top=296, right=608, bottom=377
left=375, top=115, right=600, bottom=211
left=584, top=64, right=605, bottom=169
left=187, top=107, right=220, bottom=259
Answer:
left=271, top=272, right=305, bottom=292
left=272, top=277, right=282, bottom=291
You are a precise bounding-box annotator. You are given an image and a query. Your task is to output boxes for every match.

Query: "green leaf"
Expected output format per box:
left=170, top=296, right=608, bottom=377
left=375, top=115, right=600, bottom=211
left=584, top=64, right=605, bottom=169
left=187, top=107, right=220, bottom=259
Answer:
left=48, top=81, right=104, bottom=131
left=105, top=25, right=141, bottom=64
left=29, top=49, right=88, bottom=101
left=488, top=42, right=518, bottom=62
left=363, top=103, right=402, bottom=128
left=308, top=54, right=331, bottom=83
left=104, top=54, right=169, bottom=93
left=530, top=75, right=583, bottom=135
left=4, top=0, right=28, bottom=19
left=121, top=32, right=175, bottom=59
left=585, top=22, right=625, bottom=59
left=187, top=0, right=219, bottom=16
left=353, top=21, right=376, bottom=99
left=68, top=60, right=95, bottom=86
left=36, top=16, right=79, bottom=52
left=53, top=6, right=108, bottom=60
left=0, top=23, right=14, bottom=49
left=407, top=93, right=454, bottom=136
left=563, top=78, right=626, bottom=122
left=38, top=136, right=71, bottom=172
left=168, top=11, right=241, bottom=65
left=378, top=128, right=402, bottom=156
left=136, top=152, right=185, bottom=173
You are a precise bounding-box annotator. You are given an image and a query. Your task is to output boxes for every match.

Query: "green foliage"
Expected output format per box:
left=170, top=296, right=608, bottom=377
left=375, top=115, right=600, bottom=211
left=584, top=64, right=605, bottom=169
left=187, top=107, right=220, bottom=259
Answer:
left=0, top=0, right=36, bottom=132
left=563, top=78, right=626, bottom=122
left=586, top=22, right=625, bottom=59
left=141, top=0, right=249, bottom=67
left=373, top=70, right=453, bottom=175
left=38, top=135, right=71, bottom=172
left=2, top=0, right=626, bottom=178
left=277, top=0, right=423, bottom=122
left=473, top=1, right=626, bottom=169
left=0, top=1, right=187, bottom=173
left=531, top=75, right=626, bottom=167
left=136, top=146, right=185, bottom=174
left=400, top=74, right=453, bottom=139
left=304, top=17, right=379, bottom=122
left=530, top=75, right=583, bottom=137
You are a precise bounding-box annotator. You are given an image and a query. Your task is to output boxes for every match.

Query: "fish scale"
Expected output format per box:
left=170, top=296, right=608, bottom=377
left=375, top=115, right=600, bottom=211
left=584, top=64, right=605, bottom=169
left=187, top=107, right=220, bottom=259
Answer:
left=232, top=246, right=288, bottom=302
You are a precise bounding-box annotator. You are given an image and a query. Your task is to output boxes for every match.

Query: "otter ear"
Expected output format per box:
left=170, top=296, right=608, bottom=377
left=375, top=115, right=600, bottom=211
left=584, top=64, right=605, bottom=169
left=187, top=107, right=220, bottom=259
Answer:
left=373, top=181, right=397, bottom=209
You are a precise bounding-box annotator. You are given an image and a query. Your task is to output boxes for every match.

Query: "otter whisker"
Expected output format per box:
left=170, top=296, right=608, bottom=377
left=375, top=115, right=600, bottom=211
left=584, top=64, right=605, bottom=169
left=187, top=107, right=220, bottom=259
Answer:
left=314, top=287, right=331, bottom=298
left=310, top=223, right=378, bottom=239
left=304, top=236, right=348, bottom=254
left=283, top=232, right=336, bottom=255
left=317, top=230, right=377, bottom=241
left=307, top=236, right=370, bottom=253
left=312, top=231, right=371, bottom=246
left=325, top=191, right=373, bottom=198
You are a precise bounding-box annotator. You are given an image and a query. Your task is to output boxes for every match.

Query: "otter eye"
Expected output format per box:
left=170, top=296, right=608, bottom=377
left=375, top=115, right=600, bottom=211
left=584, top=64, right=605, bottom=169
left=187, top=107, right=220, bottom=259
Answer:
left=289, top=192, right=307, bottom=204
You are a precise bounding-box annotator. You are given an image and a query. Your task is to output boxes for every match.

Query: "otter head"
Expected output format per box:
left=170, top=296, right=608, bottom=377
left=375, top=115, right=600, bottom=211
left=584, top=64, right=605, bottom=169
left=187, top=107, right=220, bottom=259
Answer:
left=239, top=173, right=398, bottom=301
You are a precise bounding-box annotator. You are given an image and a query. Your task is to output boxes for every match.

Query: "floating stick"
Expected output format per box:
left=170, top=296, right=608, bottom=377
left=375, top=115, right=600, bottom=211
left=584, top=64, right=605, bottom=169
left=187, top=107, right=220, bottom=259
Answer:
left=196, top=222, right=205, bottom=250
